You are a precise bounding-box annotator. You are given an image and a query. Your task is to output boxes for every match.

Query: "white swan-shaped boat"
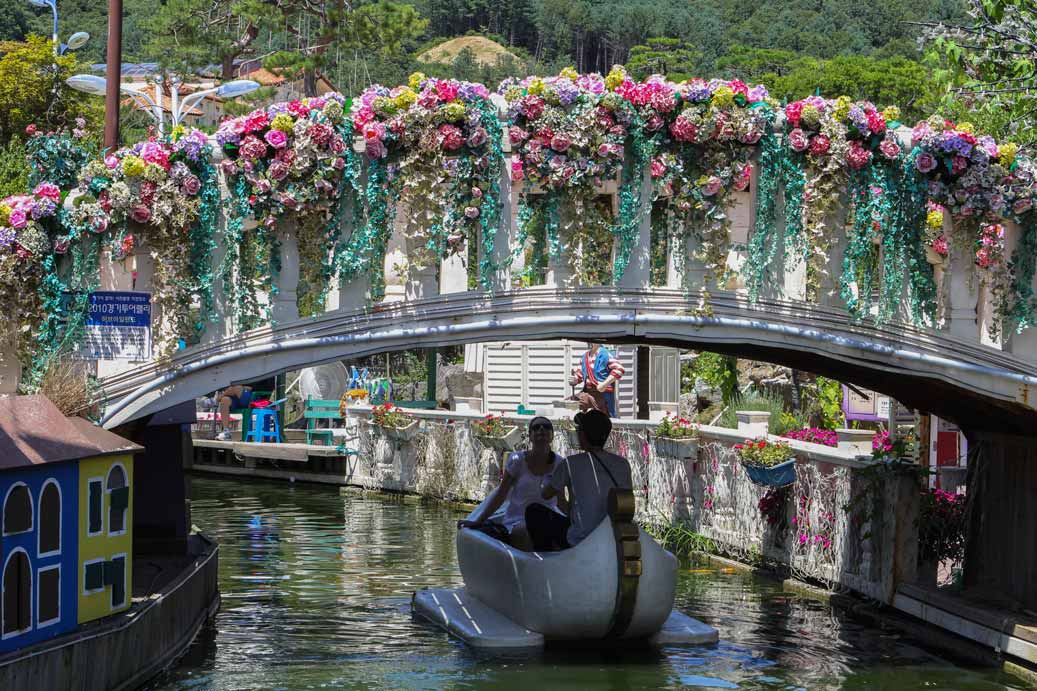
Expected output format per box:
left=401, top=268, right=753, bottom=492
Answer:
left=413, top=491, right=719, bottom=648
left=456, top=497, right=676, bottom=640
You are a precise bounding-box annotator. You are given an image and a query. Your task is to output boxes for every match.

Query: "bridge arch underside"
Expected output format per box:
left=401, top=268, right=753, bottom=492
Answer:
left=99, top=289, right=1037, bottom=436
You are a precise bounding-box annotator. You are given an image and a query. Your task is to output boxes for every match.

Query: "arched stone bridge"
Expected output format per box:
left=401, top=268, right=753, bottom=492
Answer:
left=99, top=287, right=1037, bottom=435
left=90, top=142, right=1037, bottom=435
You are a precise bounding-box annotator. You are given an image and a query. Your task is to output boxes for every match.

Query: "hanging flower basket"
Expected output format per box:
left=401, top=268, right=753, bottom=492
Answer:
left=735, top=438, right=796, bottom=488
left=473, top=425, right=522, bottom=451
left=741, top=459, right=797, bottom=488
left=654, top=437, right=699, bottom=459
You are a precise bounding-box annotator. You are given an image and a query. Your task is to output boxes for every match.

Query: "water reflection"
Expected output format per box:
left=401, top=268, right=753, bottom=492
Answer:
left=142, top=477, right=1028, bottom=691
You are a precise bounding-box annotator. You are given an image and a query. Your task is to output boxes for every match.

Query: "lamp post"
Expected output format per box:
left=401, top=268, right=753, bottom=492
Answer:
left=67, top=74, right=259, bottom=135
left=27, top=0, right=89, bottom=55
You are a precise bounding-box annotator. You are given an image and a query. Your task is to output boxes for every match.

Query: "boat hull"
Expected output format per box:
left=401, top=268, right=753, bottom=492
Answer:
left=457, top=502, right=677, bottom=640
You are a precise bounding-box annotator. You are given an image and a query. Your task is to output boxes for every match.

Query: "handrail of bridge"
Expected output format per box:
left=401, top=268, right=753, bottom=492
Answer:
left=342, top=404, right=875, bottom=470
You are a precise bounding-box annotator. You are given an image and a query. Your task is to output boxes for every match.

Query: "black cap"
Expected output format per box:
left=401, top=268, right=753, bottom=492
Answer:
left=574, top=409, right=611, bottom=444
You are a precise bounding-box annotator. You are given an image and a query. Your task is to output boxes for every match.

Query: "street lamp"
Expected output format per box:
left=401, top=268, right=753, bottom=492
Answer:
left=66, top=73, right=260, bottom=135
left=27, top=0, right=89, bottom=55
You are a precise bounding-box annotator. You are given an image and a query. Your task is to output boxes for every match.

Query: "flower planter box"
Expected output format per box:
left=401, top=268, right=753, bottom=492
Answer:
left=654, top=437, right=699, bottom=459
left=741, top=458, right=797, bottom=488
left=473, top=425, right=523, bottom=452
left=367, top=419, right=418, bottom=443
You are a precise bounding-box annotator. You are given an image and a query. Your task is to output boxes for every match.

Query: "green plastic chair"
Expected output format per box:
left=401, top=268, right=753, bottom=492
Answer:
left=305, top=399, right=343, bottom=446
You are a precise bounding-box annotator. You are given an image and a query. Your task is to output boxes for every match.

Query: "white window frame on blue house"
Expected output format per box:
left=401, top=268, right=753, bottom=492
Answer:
left=2, top=547, right=33, bottom=640
left=37, top=479, right=62, bottom=559
left=36, top=564, right=60, bottom=629
left=3, top=482, right=34, bottom=536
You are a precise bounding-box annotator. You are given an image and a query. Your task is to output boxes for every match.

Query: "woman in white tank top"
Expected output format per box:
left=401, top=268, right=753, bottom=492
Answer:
left=459, top=416, right=568, bottom=550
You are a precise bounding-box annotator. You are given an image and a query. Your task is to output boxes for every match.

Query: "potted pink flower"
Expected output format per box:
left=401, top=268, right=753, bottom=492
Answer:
left=653, top=413, right=699, bottom=458
left=472, top=414, right=522, bottom=451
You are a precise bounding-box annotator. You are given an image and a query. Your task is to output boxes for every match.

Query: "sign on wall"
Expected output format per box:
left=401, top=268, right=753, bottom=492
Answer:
left=77, top=292, right=152, bottom=360
left=842, top=385, right=914, bottom=423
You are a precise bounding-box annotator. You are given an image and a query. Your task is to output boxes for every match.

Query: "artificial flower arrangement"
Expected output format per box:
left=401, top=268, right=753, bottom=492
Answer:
left=499, top=66, right=634, bottom=285
left=217, top=94, right=351, bottom=226
left=217, top=94, right=354, bottom=318
left=781, top=96, right=904, bottom=303
left=0, top=184, right=63, bottom=358
left=352, top=74, right=500, bottom=283
left=623, top=74, right=774, bottom=286
left=76, top=127, right=215, bottom=355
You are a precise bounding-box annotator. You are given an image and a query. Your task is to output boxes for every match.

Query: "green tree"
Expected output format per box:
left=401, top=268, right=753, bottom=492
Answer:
left=627, top=37, right=699, bottom=80
left=0, top=36, right=101, bottom=145
left=920, top=0, right=1037, bottom=144
left=0, top=136, right=28, bottom=198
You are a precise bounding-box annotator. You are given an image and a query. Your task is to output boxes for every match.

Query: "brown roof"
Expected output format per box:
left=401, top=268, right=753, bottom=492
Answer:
left=67, top=418, right=143, bottom=457
left=0, top=395, right=142, bottom=470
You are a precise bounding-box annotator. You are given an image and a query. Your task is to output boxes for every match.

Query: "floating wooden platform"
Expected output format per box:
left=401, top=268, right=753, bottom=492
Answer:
left=412, top=587, right=718, bottom=649
left=193, top=439, right=349, bottom=462
left=894, top=583, right=1037, bottom=665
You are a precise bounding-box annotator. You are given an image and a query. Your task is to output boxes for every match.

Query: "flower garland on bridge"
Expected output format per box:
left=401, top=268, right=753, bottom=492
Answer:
left=0, top=186, right=63, bottom=365
left=622, top=75, right=774, bottom=288
left=910, top=117, right=1037, bottom=335
left=351, top=74, right=502, bottom=290
left=501, top=68, right=635, bottom=285
left=217, top=94, right=354, bottom=319
left=77, top=128, right=217, bottom=355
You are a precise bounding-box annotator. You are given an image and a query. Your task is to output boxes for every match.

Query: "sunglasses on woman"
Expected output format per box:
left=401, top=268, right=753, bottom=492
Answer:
left=529, top=423, right=553, bottom=432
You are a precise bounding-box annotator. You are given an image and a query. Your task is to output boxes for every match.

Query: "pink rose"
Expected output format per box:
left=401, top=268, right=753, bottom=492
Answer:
left=278, top=193, right=299, bottom=209
left=788, top=128, right=809, bottom=152
left=130, top=205, right=151, bottom=224
left=466, top=127, right=488, bottom=148
left=439, top=124, right=464, bottom=151
left=363, top=121, right=386, bottom=143
left=8, top=209, right=26, bottom=229
left=649, top=89, right=677, bottom=114
left=879, top=138, right=901, bottom=160
left=510, top=159, right=524, bottom=182
left=53, top=237, right=70, bottom=254
left=105, top=154, right=119, bottom=169
left=645, top=113, right=664, bottom=131
left=464, top=206, right=480, bottom=219
left=181, top=175, right=201, bottom=195
left=669, top=115, right=698, bottom=143
left=33, top=182, right=60, bottom=200
left=915, top=152, right=937, bottom=174
left=846, top=141, right=872, bottom=170
left=268, top=161, right=289, bottom=180
left=365, top=139, right=387, bottom=159
left=264, top=129, right=288, bottom=149
left=951, top=155, right=968, bottom=175
left=732, top=167, right=751, bottom=192
left=808, top=134, right=830, bottom=156
left=521, top=95, right=545, bottom=120
left=333, top=157, right=346, bottom=170
left=550, top=134, right=571, bottom=153
left=509, top=126, right=528, bottom=145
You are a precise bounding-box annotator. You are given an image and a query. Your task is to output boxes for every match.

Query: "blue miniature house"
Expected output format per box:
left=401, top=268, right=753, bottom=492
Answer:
left=0, top=396, right=141, bottom=654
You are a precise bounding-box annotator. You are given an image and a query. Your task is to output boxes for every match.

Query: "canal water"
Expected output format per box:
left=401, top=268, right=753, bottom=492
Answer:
left=145, top=476, right=1027, bottom=691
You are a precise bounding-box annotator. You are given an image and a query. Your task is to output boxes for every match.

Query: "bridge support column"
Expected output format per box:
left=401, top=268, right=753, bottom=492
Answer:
left=666, top=237, right=708, bottom=293
left=201, top=216, right=231, bottom=344
left=271, top=216, right=300, bottom=324
left=1006, top=220, right=1037, bottom=365
left=0, top=346, right=20, bottom=393
left=440, top=240, right=469, bottom=295
left=819, top=215, right=849, bottom=310
left=945, top=215, right=980, bottom=341
left=487, top=158, right=516, bottom=292
left=724, top=164, right=758, bottom=292
left=616, top=168, right=653, bottom=290
left=405, top=233, right=439, bottom=301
